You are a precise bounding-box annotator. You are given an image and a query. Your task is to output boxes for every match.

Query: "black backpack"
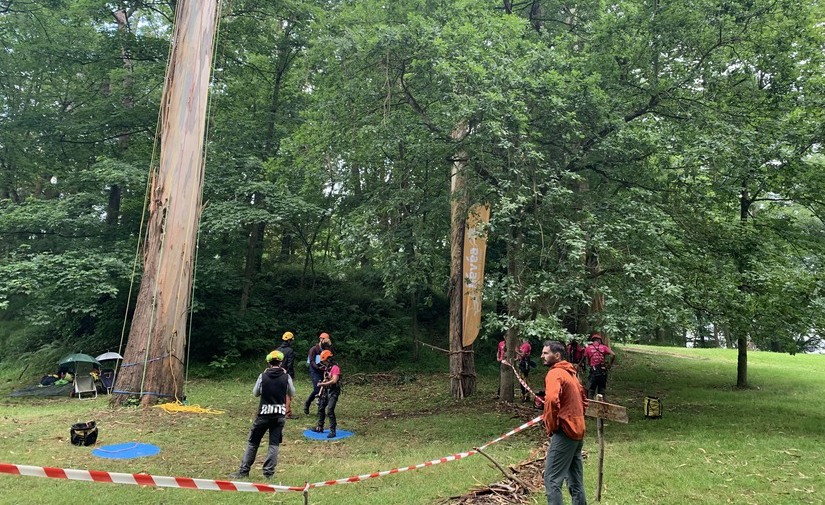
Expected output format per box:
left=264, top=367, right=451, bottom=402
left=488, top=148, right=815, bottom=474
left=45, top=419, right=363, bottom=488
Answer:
left=70, top=421, right=98, bottom=446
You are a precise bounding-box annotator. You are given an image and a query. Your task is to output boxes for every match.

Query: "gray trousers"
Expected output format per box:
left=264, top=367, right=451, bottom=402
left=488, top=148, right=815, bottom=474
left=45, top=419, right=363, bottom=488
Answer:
left=238, top=416, right=285, bottom=477
left=544, top=430, right=587, bottom=505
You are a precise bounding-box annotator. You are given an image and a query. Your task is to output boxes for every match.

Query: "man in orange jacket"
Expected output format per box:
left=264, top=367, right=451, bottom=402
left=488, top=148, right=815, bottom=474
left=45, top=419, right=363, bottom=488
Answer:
left=541, top=341, right=589, bottom=505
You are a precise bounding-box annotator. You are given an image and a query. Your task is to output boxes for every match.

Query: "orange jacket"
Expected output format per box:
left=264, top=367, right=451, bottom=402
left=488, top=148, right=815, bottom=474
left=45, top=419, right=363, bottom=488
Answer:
left=543, top=360, right=588, bottom=440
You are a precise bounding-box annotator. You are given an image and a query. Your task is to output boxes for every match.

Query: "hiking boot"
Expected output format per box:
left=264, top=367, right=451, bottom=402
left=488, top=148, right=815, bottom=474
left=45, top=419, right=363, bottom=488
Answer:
left=327, top=429, right=336, bottom=439
left=229, top=472, right=249, bottom=479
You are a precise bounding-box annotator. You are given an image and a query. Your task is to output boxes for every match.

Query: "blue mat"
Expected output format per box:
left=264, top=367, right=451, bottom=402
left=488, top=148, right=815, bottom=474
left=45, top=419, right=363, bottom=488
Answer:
left=303, top=428, right=353, bottom=441
left=93, top=442, right=161, bottom=459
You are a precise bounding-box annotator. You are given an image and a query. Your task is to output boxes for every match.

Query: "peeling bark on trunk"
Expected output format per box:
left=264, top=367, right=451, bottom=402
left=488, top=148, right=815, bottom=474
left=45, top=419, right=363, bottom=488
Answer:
left=449, top=125, right=475, bottom=398
left=112, top=0, right=218, bottom=407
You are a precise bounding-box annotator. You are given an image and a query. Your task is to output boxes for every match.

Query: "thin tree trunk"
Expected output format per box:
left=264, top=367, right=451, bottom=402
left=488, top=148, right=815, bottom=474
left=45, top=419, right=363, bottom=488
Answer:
left=737, top=335, right=748, bottom=387
left=736, top=177, right=750, bottom=388
left=106, top=6, right=135, bottom=229
left=106, top=184, right=122, bottom=227
left=411, top=291, right=420, bottom=361
left=500, top=226, right=522, bottom=403
left=112, top=0, right=218, bottom=407
left=240, top=220, right=265, bottom=313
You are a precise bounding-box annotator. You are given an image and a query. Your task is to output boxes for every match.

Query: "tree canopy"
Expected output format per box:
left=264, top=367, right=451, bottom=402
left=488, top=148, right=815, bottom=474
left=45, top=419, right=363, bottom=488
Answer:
left=1, top=0, right=823, bottom=390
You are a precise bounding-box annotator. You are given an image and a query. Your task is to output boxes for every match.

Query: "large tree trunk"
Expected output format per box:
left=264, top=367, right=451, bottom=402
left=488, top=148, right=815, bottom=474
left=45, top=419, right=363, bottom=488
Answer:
left=448, top=126, right=475, bottom=398
left=112, top=0, right=219, bottom=406
left=586, top=249, right=606, bottom=343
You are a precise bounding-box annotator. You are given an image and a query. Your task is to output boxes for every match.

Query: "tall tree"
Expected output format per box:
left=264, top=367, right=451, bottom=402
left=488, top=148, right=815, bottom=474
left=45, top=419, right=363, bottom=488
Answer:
left=112, top=0, right=219, bottom=406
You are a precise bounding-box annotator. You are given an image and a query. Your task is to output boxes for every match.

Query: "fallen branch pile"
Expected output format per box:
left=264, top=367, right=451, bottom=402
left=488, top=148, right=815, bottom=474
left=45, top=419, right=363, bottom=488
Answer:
left=441, top=445, right=546, bottom=505
left=442, top=442, right=590, bottom=504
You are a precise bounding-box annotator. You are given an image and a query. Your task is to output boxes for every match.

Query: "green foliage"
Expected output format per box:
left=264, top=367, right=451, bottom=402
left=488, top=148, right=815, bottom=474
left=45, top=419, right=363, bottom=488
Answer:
left=190, top=266, right=411, bottom=368
left=2, top=0, right=825, bottom=389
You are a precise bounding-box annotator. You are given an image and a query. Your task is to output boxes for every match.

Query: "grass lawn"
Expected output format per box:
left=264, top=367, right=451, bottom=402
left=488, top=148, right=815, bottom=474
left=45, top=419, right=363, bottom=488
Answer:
left=1, top=345, right=824, bottom=504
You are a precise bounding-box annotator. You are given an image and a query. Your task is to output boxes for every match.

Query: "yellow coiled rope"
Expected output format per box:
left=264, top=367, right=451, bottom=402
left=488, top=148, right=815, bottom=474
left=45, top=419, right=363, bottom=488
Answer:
left=152, top=401, right=224, bottom=415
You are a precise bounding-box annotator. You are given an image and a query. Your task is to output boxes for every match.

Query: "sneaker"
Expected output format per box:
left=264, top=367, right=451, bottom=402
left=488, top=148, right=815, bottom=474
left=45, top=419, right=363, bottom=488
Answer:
left=311, top=426, right=324, bottom=433
left=229, top=472, right=249, bottom=479
left=303, top=404, right=310, bottom=415
left=327, top=429, right=336, bottom=439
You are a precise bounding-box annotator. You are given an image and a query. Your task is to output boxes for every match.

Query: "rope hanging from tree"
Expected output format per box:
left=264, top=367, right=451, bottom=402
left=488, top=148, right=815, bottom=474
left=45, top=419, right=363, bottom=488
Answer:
left=114, top=0, right=227, bottom=414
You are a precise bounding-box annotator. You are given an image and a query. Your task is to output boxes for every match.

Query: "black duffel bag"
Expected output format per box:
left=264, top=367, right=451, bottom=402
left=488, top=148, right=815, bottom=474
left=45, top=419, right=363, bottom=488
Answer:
left=70, top=421, right=98, bottom=446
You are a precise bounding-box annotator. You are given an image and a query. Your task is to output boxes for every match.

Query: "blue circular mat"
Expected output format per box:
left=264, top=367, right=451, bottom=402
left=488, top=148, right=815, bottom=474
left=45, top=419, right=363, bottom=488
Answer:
left=92, top=442, right=161, bottom=459
left=303, top=428, right=353, bottom=441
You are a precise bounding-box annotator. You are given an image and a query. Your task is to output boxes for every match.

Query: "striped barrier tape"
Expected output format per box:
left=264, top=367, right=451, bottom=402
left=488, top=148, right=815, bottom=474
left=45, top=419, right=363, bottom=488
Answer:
left=306, top=414, right=543, bottom=489
left=0, top=463, right=304, bottom=493
left=502, top=359, right=544, bottom=404
left=0, top=414, right=545, bottom=493
left=478, top=414, right=544, bottom=451
left=308, top=450, right=477, bottom=488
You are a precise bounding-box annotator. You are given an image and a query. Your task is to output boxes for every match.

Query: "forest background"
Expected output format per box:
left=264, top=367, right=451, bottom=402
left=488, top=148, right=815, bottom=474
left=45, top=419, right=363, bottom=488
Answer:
left=1, top=0, right=824, bottom=388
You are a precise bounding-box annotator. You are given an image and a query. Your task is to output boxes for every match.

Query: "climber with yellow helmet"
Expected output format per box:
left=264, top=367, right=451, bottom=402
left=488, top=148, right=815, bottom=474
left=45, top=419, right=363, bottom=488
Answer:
left=230, top=350, right=295, bottom=480
left=277, top=331, right=296, bottom=379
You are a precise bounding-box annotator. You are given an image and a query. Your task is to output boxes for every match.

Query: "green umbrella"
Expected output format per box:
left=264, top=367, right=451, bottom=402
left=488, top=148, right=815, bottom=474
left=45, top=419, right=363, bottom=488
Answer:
left=58, top=353, right=101, bottom=367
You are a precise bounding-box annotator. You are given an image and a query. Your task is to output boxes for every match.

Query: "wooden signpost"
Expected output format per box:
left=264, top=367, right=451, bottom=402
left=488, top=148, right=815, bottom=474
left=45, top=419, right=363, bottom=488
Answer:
left=585, top=395, right=628, bottom=502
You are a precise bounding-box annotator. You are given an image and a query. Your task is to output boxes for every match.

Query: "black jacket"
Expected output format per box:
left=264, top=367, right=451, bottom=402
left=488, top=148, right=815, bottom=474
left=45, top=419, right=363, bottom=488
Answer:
left=277, top=341, right=295, bottom=377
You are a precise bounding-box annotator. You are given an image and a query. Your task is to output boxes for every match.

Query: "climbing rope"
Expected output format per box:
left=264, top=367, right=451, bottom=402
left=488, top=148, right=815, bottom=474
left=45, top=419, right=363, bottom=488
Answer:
left=152, top=401, right=224, bottom=415
left=114, top=0, right=226, bottom=408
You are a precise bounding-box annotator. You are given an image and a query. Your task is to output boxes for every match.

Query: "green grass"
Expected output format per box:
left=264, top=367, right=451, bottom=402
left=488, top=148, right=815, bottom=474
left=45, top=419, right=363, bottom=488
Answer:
left=1, top=345, right=824, bottom=504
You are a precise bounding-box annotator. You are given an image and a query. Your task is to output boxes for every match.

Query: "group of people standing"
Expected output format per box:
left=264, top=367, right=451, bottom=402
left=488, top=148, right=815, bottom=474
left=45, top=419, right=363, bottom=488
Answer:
left=498, top=332, right=616, bottom=401
left=231, top=331, right=342, bottom=480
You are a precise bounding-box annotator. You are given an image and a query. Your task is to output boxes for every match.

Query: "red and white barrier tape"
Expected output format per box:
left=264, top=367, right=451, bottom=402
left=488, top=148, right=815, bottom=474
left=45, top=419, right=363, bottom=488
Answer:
left=502, top=359, right=544, bottom=404
left=0, top=463, right=304, bottom=493
left=1, top=412, right=545, bottom=493
left=478, top=414, right=543, bottom=451
left=306, top=414, right=542, bottom=488
left=308, top=450, right=477, bottom=488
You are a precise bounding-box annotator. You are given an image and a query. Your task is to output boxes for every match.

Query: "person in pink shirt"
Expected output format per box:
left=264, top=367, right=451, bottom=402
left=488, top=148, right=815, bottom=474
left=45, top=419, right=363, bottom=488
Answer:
left=583, top=333, right=616, bottom=399
left=516, top=337, right=533, bottom=402
left=312, top=350, right=341, bottom=438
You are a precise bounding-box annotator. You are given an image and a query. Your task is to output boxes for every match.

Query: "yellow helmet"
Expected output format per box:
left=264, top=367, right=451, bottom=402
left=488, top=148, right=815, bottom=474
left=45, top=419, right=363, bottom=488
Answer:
left=266, top=350, right=284, bottom=363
